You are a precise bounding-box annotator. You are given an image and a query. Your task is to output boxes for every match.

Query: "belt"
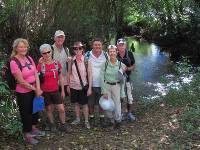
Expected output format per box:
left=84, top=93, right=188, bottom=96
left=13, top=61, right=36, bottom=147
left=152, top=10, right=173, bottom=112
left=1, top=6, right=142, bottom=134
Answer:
left=105, top=81, right=120, bottom=85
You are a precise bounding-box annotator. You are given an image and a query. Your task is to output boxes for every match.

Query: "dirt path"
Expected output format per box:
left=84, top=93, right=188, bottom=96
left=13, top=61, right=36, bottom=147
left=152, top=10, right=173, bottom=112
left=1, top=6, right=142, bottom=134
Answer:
left=1, top=102, right=200, bottom=150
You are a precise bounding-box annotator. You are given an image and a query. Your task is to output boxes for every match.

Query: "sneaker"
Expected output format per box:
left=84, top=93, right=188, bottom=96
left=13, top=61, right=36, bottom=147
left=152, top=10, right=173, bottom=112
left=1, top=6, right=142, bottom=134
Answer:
left=127, top=113, right=136, bottom=121
left=59, top=124, right=70, bottom=133
left=31, top=128, right=45, bottom=137
left=50, top=123, right=57, bottom=132
left=24, top=134, right=39, bottom=145
left=85, top=121, right=91, bottom=129
left=71, top=119, right=80, bottom=125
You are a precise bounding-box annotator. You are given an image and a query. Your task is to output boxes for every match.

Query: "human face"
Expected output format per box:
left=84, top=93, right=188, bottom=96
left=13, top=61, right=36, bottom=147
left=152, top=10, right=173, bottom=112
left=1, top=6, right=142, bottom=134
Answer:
left=16, top=42, right=28, bottom=56
left=41, top=48, right=52, bottom=61
left=108, top=48, right=117, bottom=60
left=117, top=43, right=126, bottom=53
left=54, top=35, right=65, bottom=47
left=73, top=46, right=83, bottom=56
left=92, top=41, right=102, bottom=55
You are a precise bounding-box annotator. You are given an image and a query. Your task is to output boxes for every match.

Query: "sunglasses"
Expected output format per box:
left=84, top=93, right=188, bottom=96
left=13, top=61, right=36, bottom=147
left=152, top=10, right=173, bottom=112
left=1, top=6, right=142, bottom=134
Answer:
left=73, top=47, right=83, bottom=51
left=42, top=51, right=51, bottom=55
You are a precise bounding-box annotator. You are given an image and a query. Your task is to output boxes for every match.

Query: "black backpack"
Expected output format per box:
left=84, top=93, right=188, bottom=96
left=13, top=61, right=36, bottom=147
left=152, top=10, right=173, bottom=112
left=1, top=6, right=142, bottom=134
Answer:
left=2, top=56, right=32, bottom=90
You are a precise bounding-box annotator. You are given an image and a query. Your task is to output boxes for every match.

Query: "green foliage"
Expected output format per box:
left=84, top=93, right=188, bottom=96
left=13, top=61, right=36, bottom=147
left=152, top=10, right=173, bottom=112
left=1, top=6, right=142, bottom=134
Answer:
left=163, top=63, right=200, bottom=137
left=180, top=105, right=200, bottom=136
left=0, top=97, right=22, bottom=135
left=0, top=60, right=22, bottom=137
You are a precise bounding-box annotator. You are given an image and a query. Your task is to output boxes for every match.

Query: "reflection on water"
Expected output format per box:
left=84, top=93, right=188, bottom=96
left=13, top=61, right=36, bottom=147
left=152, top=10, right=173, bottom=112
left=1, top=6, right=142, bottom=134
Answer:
left=126, top=37, right=172, bottom=99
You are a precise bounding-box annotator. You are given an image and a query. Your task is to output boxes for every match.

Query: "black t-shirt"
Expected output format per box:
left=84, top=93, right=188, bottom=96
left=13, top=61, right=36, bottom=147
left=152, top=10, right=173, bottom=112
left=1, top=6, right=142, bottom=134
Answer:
left=117, top=50, right=135, bottom=80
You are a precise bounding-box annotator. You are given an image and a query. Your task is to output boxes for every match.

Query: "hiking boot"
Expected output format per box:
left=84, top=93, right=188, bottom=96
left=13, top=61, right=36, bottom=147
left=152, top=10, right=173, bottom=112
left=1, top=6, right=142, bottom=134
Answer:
left=127, top=113, right=136, bottom=121
left=59, top=124, right=70, bottom=133
left=24, top=134, right=39, bottom=145
left=113, top=121, right=121, bottom=129
left=89, top=116, right=95, bottom=126
left=85, top=121, right=91, bottom=129
left=31, top=128, right=45, bottom=137
left=45, top=123, right=56, bottom=132
left=71, top=119, right=80, bottom=125
left=100, top=117, right=107, bottom=128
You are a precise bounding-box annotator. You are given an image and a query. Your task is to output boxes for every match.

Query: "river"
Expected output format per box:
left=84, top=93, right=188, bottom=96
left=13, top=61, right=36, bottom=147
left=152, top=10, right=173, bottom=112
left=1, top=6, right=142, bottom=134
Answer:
left=126, top=37, right=173, bottom=100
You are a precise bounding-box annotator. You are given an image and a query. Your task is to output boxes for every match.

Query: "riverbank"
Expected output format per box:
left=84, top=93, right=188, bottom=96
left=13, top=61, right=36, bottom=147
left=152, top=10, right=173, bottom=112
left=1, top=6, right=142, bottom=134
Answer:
left=1, top=99, right=200, bottom=150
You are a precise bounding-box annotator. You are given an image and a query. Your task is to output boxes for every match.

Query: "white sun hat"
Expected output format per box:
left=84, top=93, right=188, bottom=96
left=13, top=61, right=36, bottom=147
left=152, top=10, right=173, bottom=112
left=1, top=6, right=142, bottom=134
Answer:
left=99, top=96, right=115, bottom=111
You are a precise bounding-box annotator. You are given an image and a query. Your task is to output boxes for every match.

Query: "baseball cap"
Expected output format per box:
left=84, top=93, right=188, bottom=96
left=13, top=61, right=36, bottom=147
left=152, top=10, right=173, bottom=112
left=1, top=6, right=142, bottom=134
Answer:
left=108, top=44, right=117, bottom=49
left=117, top=38, right=126, bottom=45
left=54, top=30, right=65, bottom=37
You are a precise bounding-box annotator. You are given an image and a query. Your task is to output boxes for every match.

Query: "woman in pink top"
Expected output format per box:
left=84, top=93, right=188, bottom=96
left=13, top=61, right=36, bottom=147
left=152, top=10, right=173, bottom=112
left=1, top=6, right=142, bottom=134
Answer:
left=67, top=41, right=92, bottom=129
left=10, top=38, right=44, bottom=145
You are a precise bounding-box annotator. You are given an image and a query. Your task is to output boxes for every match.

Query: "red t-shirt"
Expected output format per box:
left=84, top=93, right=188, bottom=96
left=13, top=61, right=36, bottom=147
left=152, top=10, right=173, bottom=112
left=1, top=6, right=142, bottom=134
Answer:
left=37, top=62, right=62, bottom=92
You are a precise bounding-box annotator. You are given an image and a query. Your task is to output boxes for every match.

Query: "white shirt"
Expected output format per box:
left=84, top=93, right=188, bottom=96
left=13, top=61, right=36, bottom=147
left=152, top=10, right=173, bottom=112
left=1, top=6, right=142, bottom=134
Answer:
left=89, top=51, right=107, bottom=87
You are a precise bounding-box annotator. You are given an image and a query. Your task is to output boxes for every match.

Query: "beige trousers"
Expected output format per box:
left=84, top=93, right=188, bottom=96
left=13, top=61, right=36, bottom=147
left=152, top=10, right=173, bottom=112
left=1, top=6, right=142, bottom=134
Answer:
left=105, top=83, right=122, bottom=122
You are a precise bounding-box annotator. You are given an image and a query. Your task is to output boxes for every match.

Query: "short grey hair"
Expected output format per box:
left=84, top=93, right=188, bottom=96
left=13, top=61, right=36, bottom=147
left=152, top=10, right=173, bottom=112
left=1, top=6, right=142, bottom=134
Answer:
left=39, top=44, right=52, bottom=54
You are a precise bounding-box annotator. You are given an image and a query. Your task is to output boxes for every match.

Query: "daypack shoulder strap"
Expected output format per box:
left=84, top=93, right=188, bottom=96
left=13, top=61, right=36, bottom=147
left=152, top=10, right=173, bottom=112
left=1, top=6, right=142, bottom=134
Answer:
left=126, top=50, right=131, bottom=65
left=26, top=56, right=32, bottom=64
left=51, top=45, right=54, bottom=59
left=53, top=60, right=59, bottom=72
left=11, top=57, right=22, bottom=71
left=41, top=63, right=46, bottom=74
left=84, top=51, right=91, bottom=60
left=103, top=51, right=108, bottom=60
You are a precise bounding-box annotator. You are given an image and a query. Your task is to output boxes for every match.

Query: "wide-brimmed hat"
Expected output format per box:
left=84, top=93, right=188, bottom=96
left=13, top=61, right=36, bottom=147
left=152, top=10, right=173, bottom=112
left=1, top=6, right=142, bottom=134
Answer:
left=72, top=41, right=86, bottom=49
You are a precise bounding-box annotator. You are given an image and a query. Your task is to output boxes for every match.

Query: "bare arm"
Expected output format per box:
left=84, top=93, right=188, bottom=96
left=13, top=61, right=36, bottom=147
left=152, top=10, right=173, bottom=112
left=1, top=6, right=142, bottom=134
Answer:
left=87, top=61, right=92, bottom=90
left=14, top=71, right=36, bottom=90
left=126, top=64, right=135, bottom=71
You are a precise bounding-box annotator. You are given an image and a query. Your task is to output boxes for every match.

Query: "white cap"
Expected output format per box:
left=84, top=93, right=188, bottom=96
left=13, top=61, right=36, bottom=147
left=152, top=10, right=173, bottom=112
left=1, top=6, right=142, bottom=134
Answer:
left=54, top=30, right=65, bottom=37
left=108, top=44, right=117, bottom=49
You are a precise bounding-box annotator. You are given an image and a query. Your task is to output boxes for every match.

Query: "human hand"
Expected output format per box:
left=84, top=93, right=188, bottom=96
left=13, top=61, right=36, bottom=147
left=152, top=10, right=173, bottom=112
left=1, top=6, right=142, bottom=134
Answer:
left=38, top=57, right=44, bottom=64
left=61, top=90, right=65, bottom=99
left=35, top=88, right=43, bottom=97
left=87, top=88, right=92, bottom=96
left=67, top=86, right=70, bottom=95
left=103, top=94, right=108, bottom=99
left=67, top=56, right=72, bottom=62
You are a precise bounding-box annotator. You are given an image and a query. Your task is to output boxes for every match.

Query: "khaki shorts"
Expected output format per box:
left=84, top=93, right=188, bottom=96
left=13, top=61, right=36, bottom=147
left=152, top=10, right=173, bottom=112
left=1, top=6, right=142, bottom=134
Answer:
left=125, top=82, right=134, bottom=104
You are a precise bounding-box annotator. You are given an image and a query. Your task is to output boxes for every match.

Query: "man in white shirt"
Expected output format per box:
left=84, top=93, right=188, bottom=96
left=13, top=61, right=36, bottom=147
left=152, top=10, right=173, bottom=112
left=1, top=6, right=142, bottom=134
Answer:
left=85, top=38, right=107, bottom=127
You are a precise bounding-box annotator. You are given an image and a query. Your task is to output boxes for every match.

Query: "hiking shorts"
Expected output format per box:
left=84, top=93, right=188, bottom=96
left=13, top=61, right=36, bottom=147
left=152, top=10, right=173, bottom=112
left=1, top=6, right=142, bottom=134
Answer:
left=88, top=87, right=102, bottom=107
left=43, top=91, right=63, bottom=106
left=70, top=88, right=88, bottom=105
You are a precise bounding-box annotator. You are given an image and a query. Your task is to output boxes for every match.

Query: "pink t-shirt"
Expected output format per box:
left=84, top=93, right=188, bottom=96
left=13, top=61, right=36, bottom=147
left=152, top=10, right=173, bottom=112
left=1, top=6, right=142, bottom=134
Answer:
left=69, top=55, right=87, bottom=90
left=10, top=56, right=36, bottom=93
left=37, top=62, right=62, bottom=92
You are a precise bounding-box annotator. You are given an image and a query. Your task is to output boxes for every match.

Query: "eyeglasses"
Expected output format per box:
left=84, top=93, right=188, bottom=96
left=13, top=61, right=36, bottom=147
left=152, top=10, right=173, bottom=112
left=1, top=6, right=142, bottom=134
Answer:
left=42, top=51, right=51, bottom=55
left=73, top=47, right=83, bottom=51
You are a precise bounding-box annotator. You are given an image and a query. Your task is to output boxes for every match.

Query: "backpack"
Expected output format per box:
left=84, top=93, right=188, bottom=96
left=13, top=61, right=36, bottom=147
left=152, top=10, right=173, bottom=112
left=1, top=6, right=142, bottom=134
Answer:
left=51, top=45, right=69, bottom=71
left=84, top=50, right=108, bottom=62
left=2, top=56, right=32, bottom=90
left=38, top=61, right=60, bottom=83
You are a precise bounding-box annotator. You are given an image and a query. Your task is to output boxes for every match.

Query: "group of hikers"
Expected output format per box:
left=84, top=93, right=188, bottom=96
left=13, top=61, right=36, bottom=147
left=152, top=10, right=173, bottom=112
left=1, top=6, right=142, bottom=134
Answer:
left=9, top=30, right=136, bottom=145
